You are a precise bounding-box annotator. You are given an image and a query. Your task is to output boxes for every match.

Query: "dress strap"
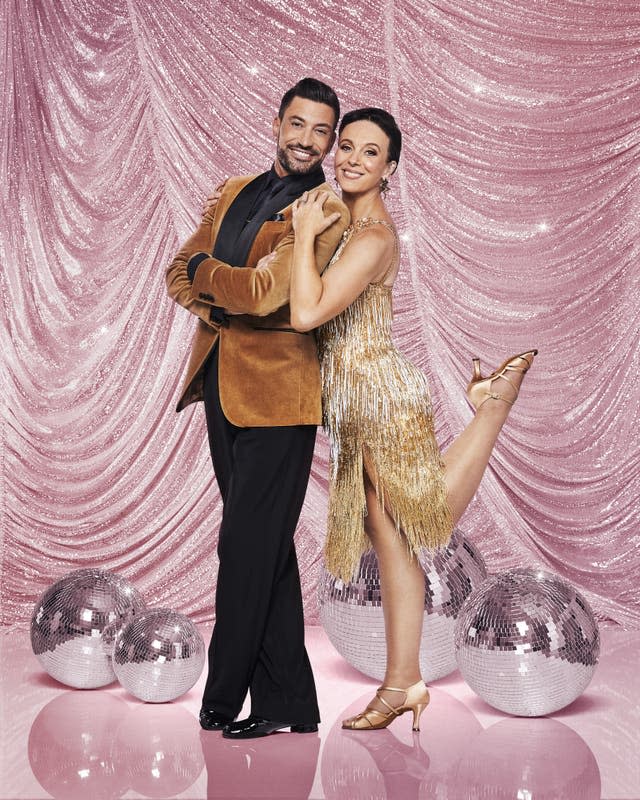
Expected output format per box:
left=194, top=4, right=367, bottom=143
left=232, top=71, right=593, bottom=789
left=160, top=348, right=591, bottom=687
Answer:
left=350, top=218, right=399, bottom=286
left=351, top=217, right=396, bottom=234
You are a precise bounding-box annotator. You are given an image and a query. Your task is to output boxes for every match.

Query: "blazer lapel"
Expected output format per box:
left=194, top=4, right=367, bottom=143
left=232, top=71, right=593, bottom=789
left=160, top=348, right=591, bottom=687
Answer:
left=212, top=173, right=268, bottom=265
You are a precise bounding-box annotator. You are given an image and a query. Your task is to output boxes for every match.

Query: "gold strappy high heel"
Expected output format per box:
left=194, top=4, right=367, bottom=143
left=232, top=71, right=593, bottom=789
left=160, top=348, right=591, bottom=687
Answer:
left=466, top=350, right=538, bottom=411
left=341, top=680, right=430, bottom=732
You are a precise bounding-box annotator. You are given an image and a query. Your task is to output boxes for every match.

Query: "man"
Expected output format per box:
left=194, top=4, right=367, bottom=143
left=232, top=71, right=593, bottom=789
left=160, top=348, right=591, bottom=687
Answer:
left=166, top=78, right=349, bottom=739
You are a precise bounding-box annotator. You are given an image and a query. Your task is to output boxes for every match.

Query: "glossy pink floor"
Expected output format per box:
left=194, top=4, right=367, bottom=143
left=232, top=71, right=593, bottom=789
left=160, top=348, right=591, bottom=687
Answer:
left=2, top=624, right=638, bottom=799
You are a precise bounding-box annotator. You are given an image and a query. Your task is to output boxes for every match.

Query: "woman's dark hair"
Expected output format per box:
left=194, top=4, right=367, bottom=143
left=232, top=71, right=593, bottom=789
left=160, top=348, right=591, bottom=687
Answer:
left=278, top=78, right=340, bottom=130
left=339, top=107, right=402, bottom=164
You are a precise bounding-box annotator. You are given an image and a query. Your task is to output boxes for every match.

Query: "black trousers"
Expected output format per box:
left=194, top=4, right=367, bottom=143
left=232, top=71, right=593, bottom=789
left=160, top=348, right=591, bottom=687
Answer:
left=201, top=345, right=320, bottom=723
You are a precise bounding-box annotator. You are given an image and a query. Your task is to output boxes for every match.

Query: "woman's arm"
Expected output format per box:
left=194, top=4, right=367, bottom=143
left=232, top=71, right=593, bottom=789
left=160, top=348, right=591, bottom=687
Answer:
left=290, top=191, right=395, bottom=332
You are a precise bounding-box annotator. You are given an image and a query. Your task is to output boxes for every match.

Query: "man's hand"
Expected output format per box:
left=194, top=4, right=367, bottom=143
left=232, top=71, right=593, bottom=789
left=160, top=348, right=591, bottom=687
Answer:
left=202, top=178, right=228, bottom=219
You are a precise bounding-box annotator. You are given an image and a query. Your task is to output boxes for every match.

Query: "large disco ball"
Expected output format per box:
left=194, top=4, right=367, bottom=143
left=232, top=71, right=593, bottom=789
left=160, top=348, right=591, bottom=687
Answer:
left=454, top=568, right=600, bottom=716
left=319, top=528, right=487, bottom=681
left=30, top=568, right=146, bottom=689
left=113, top=608, right=205, bottom=702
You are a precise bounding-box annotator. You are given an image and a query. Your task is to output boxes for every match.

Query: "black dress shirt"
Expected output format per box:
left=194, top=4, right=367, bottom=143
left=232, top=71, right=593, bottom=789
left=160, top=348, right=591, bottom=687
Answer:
left=187, top=165, right=325, bottom=324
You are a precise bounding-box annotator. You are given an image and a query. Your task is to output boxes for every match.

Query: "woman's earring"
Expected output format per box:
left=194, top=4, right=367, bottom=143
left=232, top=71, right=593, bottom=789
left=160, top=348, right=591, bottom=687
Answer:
left=380, top=176, right=390, bottom=195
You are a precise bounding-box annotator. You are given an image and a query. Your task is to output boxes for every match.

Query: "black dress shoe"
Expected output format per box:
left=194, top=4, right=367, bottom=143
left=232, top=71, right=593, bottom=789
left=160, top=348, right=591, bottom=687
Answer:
left=199, top=707, right=234, bottom=731
left=222, top=715, right=318, bottom=739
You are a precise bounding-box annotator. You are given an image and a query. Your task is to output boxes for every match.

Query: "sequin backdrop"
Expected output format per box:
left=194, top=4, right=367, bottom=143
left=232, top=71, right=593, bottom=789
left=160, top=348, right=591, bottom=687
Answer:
left=2, top=0, right=639, bottom=626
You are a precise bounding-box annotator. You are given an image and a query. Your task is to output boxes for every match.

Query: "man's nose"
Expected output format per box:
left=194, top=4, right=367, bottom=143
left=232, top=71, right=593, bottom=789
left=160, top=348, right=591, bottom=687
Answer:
left=299, top=127, right=314, bottom=147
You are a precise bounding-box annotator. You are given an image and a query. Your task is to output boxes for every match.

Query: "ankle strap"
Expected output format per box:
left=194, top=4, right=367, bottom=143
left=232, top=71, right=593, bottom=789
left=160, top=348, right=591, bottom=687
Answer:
left=375, top=690, right=403, bottom=716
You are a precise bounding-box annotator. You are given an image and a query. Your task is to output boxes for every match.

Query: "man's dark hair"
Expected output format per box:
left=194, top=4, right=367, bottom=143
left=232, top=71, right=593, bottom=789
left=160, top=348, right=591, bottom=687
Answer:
left=339, top=107, right=402, bottom=164
left=278, top=78, right=340, bottom=130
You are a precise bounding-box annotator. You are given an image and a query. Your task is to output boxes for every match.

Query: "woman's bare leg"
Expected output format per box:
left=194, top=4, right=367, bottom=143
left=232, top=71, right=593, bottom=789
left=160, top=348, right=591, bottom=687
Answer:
left=443, top=369, right=529, bottom=524
left=359, top=475, right=425, bottom=714
left=350, top=362, right=534, bottom=719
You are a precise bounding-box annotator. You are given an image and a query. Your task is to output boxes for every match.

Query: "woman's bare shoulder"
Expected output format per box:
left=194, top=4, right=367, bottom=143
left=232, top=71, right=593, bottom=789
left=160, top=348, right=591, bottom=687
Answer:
left=350, top=220, right=396, bottom=253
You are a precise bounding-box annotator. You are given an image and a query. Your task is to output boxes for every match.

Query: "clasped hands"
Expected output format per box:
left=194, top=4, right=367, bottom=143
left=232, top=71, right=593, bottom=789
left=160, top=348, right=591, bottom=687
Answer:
left=198, top=186, right=339, bottom=295
left=254, top=191, right=338, bottom=271
left=256, top=191, right=339, bottom=271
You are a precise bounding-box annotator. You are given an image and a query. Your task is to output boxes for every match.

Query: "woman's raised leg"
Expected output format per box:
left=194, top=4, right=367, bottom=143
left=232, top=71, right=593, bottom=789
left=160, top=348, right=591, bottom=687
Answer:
left=443, top=351, right=536, bottom=523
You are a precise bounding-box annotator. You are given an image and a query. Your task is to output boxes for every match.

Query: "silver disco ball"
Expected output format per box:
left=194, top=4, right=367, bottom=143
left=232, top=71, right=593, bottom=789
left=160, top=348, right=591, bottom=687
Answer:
left=30, top=568, right=146, bottom=689
left=454, top=568, right=600, bottom=716
left=319, top=528, right=487, bottom=681
left=113, top=608, right=205, bottom=702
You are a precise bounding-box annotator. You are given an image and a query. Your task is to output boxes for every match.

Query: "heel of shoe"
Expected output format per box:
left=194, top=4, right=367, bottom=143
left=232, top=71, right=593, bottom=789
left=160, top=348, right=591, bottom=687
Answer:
left=291, top=723, right=318, bottom=734
left=467, top=349, right=538, bottom=412
left=411, top=703, right=428, bottom=732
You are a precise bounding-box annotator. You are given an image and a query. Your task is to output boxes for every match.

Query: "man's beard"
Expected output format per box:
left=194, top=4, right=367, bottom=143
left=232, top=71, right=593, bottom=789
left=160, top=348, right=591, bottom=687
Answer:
left=276, top=144, right=321, bottom=175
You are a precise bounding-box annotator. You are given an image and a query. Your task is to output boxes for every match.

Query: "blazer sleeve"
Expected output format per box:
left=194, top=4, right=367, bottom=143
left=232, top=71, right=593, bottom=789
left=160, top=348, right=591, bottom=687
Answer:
left=189, top=195, right=350, bottom=317
left=165, top=210, right=219, bottom=327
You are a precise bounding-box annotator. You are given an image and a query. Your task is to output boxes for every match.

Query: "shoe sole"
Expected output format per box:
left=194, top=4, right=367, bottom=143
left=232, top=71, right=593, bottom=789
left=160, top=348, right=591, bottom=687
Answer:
left=222, top=723, right=318, bottom=739
left=200, top=722, right=229, bottom=731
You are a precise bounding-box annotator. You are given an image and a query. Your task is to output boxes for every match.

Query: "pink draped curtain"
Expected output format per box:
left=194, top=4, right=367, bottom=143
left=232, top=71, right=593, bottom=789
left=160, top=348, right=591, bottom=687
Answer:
left=2, top=0, right=639, bottom=626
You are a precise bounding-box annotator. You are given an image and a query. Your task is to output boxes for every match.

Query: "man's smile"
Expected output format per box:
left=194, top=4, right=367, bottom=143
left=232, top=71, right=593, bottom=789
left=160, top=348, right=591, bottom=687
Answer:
left=288, top=145, right=319, bottom=161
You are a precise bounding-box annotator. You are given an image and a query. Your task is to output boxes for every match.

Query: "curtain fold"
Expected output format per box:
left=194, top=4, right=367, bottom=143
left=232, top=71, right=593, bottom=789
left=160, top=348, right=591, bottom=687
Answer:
left=2, top=0, right=638, bottom=626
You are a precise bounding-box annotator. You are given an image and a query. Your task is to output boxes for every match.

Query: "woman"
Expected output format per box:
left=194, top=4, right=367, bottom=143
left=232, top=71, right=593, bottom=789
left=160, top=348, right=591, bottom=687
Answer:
left=285, top=107, right=536, bottom=732
left=205, top=108, right=536, bottom=732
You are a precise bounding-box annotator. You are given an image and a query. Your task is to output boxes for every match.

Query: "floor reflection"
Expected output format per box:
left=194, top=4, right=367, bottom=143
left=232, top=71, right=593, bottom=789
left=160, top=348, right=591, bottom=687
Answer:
left=321, top=689, right=601, bottom=800
left=6, top=626, right=635, bottom=799
left=321, top=687, right=483, bottom=799
left=199, top=728, right=320, bottom=798
left=451, top=717, right=600, bottom=799
left=28, top=692, right=203, bottom=799
left=117, top=703, right=204, bottom=798
left=29, top=692, right=129, bottom=800
left=560, top=632, right=640, bottom=798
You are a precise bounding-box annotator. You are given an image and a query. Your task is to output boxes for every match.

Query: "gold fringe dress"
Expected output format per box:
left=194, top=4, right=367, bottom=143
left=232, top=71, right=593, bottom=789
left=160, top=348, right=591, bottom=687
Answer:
left=317, top=218, right=453, bottom=581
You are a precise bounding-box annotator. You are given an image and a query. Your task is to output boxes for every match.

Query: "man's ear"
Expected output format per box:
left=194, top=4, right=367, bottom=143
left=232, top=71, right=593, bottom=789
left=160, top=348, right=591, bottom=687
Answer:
left=272, top=116, right=281, bottom=140
left=329, top=130, right=336, bottom=150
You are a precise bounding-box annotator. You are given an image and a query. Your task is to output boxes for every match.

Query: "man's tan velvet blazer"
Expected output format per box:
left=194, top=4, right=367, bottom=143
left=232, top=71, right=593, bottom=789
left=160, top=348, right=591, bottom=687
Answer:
left=166, top=175, right=350, bottom=427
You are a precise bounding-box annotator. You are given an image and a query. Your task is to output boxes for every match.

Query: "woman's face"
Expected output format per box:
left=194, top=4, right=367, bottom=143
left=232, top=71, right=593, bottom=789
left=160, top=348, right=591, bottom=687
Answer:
left=334, top=120, right=396, bottom=195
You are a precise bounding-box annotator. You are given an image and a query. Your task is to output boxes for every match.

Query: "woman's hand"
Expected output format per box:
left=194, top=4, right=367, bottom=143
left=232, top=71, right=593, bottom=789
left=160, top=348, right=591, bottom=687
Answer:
left=202, top=178, right=228, bottom=219
left=292, top=190, right=341, bottom=238
left=255, top=252, right=277, bottom=271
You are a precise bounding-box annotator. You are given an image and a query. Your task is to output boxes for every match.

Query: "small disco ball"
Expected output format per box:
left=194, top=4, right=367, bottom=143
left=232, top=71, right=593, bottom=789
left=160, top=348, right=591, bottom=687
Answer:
left=454, top=567, right=600, bottom=716
left=30, top=568, right=146, bottom=689
left=113, top=608, right=205, bottom=702
left=319, top=528, right=487, bottom=682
